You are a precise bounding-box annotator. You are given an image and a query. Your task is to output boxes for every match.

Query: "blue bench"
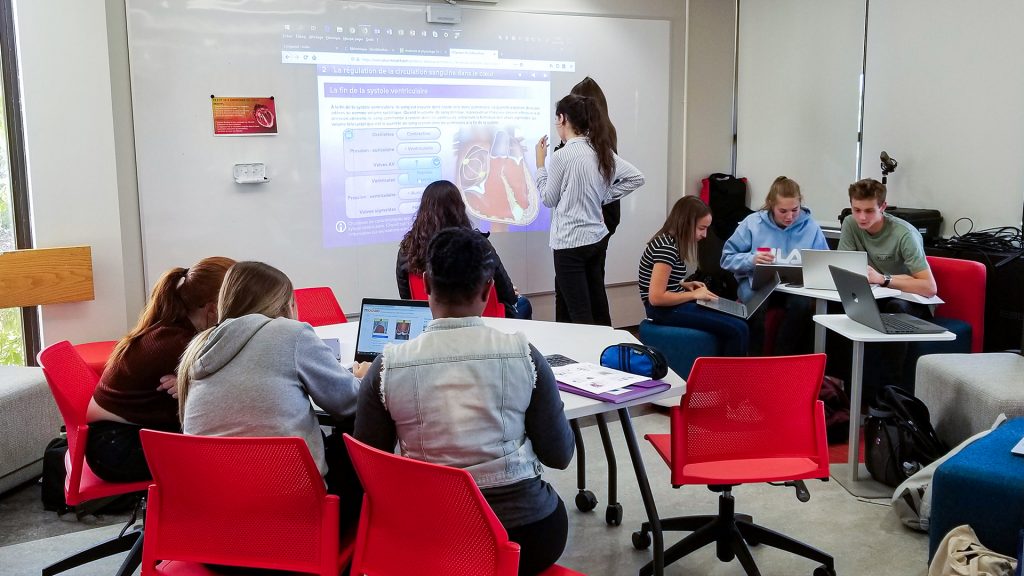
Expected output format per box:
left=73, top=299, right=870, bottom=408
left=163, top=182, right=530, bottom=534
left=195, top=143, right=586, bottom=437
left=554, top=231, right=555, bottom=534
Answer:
left=638, top=320, right=718, bottom=380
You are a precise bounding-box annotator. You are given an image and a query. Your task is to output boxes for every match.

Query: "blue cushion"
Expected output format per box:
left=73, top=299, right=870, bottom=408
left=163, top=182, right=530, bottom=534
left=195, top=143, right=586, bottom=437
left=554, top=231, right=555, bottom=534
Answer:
left=638, top=320, right=719, bottom=380
left=929, top=417, right=1024, bottom=560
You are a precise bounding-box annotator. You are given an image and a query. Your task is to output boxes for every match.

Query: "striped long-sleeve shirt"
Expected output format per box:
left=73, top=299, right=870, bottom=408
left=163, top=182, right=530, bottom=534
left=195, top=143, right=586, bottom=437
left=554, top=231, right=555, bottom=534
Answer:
left=535, top=137, right=645, bottom=250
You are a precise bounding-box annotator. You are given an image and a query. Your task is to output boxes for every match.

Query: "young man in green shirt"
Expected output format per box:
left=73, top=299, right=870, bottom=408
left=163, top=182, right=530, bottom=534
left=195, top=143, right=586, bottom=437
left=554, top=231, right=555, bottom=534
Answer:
left=837, top=178, right=938, bottom=399
left=838, top=178, right=937, bottom=297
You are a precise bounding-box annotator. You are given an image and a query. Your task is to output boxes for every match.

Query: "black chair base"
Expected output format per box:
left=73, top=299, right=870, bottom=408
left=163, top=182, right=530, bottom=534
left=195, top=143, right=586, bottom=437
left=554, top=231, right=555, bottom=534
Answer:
left=635, top=490, right=836, bottom=576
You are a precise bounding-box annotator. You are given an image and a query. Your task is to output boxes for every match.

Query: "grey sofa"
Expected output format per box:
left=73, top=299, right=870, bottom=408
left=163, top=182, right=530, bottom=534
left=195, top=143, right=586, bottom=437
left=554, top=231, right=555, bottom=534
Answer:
left=0, top=366, right=62, bottom=494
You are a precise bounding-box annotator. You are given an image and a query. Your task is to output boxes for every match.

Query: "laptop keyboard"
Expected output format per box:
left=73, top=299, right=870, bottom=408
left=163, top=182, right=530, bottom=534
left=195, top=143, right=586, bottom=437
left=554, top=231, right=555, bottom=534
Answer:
left=882, top=316, right=919, bottom=334
left=544, top=354, right=577, bottom=367
left=713, top=299, right=746, bottom=317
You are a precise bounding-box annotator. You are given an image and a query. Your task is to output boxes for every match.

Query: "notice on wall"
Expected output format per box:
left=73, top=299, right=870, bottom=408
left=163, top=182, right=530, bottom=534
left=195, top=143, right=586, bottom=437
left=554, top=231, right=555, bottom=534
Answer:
left=211, top=96, right=277, bottom=136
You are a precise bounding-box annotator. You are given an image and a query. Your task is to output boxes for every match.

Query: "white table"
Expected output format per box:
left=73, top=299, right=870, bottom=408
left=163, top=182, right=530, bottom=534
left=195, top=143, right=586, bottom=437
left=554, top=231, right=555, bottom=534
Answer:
left=813, top=314, right=955, bottom=498
left=776, top=284, right=900, bottom=352
left=315, top=317, right=685, bottom=576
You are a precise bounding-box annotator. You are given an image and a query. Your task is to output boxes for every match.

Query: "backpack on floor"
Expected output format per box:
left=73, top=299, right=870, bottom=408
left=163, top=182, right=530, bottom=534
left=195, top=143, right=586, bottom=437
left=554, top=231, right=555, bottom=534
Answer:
left=865, top=385, right=948, bottom=487
left=41, top=436, right=71, bottom=513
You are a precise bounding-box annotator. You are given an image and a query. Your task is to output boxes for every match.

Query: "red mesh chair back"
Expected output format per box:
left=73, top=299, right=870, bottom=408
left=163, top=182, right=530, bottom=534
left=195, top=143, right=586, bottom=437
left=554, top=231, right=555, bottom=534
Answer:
left=927, top=255, right=986, bottom=352
left=409, top=273, right=505, bottom=318
left=38, top=341, right=151, bottom=505
left=343, top=435, right=520, bottom=575
left=670, top=354, right=829, bottom=487
left=294, top=286, right=347, bottom=327
left=72, top=340, right=117, bottom=377
left=139, top=430, right=346, bottom=575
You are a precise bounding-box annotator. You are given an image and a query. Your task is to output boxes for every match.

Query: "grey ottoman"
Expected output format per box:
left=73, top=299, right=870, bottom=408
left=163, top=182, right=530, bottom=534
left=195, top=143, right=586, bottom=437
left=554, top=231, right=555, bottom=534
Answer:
left=0, top=366, right=62, bottom=494
left=916, top=353, right=1024, bottom=447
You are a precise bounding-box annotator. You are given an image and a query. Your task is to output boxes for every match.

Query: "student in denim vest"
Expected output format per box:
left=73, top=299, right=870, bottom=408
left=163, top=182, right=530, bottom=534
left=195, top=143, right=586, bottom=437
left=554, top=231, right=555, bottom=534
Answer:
left=357, top=227, right=574, bottom=576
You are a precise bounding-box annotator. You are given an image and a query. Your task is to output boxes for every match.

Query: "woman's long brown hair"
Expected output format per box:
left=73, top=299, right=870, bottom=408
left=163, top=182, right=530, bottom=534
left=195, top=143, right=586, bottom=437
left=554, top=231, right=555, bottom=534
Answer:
left=651, top=196, right=711, bottom=265
left=399, top=180, right=472, bottom=275
left=556, top=94, right=615, bottom=185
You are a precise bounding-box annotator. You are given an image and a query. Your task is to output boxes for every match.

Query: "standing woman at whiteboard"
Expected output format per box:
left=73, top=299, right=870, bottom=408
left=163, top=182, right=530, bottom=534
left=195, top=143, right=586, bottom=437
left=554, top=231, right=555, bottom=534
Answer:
left=535, top=94, right=645, bottom=325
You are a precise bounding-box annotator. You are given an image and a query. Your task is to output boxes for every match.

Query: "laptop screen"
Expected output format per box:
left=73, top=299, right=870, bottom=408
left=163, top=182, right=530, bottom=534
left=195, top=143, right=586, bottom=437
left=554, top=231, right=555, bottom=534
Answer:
left=354, top=298, right=433, bottom=362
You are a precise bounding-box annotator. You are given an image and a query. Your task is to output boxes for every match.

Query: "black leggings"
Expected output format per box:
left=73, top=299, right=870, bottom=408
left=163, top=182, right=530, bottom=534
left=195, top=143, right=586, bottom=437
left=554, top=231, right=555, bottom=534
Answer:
left=553, top=241, right=611, bottom=326
left=506, top=497, right=568, bottom=576
left=84, top=420, right=152, bottom=483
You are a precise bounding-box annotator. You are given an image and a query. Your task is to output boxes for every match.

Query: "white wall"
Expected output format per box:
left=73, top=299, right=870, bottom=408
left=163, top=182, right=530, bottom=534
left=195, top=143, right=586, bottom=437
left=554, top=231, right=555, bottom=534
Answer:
left=15, top=0, right=739, bottom=337
left=15, top=0, right=138, bottom=345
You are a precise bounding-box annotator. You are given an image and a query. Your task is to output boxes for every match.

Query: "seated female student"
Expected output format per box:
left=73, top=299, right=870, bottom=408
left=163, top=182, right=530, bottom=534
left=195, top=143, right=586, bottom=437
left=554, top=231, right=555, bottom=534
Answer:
left=721, top=176, right=828, bottom=354
left=396, top=179, right=531, bottom=319
left=359, top=227, right=574, bottom=576
left=639, top=196, right=750, bottom=357
left=177, top=261, right=368, bottom=526
left=85, top=256, right=235, bottom=483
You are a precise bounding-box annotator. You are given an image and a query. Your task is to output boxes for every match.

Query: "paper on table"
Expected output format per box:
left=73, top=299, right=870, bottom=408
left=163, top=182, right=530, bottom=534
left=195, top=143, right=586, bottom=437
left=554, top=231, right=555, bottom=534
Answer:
left=550, top=362, right=649, bottom=394
left=894, top=292, right=944, bottom=305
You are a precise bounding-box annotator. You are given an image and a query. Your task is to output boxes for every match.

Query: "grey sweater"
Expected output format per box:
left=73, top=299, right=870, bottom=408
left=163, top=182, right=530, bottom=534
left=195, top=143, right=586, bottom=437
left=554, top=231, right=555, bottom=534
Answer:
left=182, top=314, right=359, bottom=477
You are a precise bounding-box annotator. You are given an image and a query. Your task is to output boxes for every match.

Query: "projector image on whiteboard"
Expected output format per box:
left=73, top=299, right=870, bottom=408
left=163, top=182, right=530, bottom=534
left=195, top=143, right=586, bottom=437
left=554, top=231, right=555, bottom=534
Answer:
left=457, top=127, right=540, bottom=226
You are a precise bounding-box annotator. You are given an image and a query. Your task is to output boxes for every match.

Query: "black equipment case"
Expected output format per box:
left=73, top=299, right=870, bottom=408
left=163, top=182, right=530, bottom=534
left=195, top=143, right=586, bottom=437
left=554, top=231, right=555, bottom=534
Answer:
left=838, top=207, right=943, bottom=242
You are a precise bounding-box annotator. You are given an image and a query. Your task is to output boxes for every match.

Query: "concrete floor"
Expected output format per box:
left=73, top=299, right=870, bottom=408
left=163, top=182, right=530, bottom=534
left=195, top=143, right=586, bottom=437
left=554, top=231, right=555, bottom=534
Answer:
left=0, top=411, right=930, bottom=575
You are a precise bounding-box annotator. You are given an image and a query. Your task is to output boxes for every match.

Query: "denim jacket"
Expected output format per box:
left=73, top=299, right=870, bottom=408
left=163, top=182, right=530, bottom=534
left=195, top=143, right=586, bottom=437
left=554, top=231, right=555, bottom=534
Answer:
left=380, top=316, right=542, bottom=488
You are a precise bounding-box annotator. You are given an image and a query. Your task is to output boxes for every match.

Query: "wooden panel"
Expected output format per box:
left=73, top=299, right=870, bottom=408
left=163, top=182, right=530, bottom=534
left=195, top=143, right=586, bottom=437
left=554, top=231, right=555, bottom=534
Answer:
left=0, top=246, right=94, bottom=308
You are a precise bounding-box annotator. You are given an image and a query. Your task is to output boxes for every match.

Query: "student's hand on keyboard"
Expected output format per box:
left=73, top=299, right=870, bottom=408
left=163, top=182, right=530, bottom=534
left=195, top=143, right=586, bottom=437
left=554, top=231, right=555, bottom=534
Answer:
left=690, top=286, right=718, bottom=302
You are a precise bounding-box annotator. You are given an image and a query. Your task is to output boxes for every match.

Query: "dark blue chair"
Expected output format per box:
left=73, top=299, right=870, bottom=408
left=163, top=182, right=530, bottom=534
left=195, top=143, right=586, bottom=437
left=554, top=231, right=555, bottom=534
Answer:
left=638, top=320, right=719, bottom=380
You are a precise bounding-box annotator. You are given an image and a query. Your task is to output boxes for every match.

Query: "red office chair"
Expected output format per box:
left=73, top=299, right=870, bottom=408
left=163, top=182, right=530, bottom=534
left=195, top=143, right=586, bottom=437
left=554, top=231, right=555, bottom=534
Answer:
left=343, top=435, right=584, bottom=576
left=294, top=286, right=348, bottom=327
left=409, top=273, right=506, bottom=318
left=72, top=340, right=117, bottom=377
left=927, top=255, right=986, bottom=353
left=633, top=354, right=836, bottom=576
left=139, top=430, right=354, bottom=575
left=38, top=341, right=151, bottom=576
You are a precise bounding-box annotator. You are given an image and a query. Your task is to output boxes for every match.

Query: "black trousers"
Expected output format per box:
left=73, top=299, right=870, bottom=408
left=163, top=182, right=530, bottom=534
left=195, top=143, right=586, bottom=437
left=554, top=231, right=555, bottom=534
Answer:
left=506, top=497, right=568, bottom=576
left=84, top=420, right=152, bottom=483
left=553, top=240, right=611, bottom=326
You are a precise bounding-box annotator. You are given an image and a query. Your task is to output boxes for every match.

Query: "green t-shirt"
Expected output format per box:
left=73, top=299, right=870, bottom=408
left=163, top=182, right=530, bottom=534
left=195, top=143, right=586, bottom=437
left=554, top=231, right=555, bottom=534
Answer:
left=838, top=212, right=929, bottom=276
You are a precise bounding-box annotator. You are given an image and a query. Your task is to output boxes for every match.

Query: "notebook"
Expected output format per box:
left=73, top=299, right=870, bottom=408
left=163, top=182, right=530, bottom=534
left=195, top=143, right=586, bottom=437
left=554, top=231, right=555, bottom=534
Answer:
left=801, top=249, right=868, bottom=290
left=829, top=266, right=946, bottom=335
left=354, top=298, right=433, bottom=362
left=544, top=354, right=671, bottom=404
left=697, top=273, right=780, bottom=319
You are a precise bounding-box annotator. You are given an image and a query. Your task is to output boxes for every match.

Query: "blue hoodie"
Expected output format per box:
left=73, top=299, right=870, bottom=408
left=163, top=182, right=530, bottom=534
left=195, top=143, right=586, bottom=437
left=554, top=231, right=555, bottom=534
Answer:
left=721, top=207, right=828, bottom=300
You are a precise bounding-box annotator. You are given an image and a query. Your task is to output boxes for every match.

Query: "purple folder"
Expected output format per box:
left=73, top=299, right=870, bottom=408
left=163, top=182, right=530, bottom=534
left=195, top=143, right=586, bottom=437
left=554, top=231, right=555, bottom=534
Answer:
left=557, top=378, right=671, bottom=404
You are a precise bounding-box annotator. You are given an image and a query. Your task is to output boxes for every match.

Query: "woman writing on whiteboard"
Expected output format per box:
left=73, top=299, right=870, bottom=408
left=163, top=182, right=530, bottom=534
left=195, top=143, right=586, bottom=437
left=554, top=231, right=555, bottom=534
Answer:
left=639, top=196, right=749, bottom=356
left=85, top=256, right=235, bottom=482
left=535, top=94, right=645, bottom=325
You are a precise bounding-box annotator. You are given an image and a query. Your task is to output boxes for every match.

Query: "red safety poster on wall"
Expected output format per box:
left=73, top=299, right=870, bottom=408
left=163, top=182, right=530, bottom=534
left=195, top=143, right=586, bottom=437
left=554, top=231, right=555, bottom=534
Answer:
left=211, top=96, right=278, bottom=135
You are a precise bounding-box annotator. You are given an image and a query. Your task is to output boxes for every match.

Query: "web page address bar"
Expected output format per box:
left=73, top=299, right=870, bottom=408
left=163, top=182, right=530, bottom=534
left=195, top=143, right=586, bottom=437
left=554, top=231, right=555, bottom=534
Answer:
left=282, top=51, right=575, bottom=72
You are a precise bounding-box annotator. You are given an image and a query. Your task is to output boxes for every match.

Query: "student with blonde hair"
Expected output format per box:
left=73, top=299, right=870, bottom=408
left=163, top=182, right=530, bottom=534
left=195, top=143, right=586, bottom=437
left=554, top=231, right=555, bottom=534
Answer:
left=639, top=196, right=749, bottom=356
left=721, top=176, right=828, bottom=354
left=177, top=261, right=366, bottom=526
left=86, top=256, right=235, bottom=482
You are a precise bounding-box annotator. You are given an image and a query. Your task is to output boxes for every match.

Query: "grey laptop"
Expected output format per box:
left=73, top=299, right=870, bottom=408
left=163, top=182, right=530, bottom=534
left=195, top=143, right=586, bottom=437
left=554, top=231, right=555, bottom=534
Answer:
left=752, top=264, right=802, bottom=289
left=801, top=249, right=867, bottom=290
left=829, top=266, right=946, bottom=334
left=698, top=273, right=780, bottom=319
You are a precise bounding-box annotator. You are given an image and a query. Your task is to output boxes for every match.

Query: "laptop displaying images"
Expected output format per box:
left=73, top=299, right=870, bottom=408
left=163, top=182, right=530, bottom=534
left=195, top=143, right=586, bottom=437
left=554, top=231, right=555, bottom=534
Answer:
left=752, top=264, right=802, bottom=290
left=354, top=298, right=433, bottom=362
left=801, top=249, right=868, bottom=290
left=829, top=266, right=946, bottom=335
left=697, top=272, right=780, bottom=319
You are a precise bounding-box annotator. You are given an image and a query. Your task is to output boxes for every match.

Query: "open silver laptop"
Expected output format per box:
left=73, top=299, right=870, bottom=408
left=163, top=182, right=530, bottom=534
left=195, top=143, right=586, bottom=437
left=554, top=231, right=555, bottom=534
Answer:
left=354, top=298, right=433, bottom=362
left=829, top=266, right=945, bottom=334
left=698, top=273, right=780, bottom=319
left=801, top=249, right=867, bottom=290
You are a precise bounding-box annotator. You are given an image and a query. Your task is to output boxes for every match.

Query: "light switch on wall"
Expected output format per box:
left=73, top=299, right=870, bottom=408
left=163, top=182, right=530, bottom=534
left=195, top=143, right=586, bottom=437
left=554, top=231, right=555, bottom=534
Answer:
left=233, top=163, right=268, bottom=184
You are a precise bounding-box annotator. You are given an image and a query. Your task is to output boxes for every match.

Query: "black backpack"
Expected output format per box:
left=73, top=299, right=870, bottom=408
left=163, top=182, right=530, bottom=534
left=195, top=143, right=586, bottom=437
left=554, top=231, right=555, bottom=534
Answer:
left=864, top=386, right=948, bottom=487
left=702, top=173, right=753, bottom=241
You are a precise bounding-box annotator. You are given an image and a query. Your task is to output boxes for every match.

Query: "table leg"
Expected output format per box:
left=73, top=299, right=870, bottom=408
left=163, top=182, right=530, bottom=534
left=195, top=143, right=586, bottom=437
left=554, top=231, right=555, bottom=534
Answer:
left=617, top=406, right=664, bottom=576
left=829, top=339, right=894, bottom=498
left=814, top=299, right=827, bottom=353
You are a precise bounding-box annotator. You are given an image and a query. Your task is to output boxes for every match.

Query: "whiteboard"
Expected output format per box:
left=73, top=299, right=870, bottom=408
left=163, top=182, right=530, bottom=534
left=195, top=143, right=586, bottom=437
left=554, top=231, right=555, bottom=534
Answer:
left=126, top=0, right=670, bottom=313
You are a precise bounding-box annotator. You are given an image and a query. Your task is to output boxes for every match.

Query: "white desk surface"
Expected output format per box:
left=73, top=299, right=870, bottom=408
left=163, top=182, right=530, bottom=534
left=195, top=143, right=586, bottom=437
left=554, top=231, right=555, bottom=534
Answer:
left=314, top=318, right=685, bottom=420
left=812, top=314, right=956, bottom=343
left=777, top=284, right=900, bottom=302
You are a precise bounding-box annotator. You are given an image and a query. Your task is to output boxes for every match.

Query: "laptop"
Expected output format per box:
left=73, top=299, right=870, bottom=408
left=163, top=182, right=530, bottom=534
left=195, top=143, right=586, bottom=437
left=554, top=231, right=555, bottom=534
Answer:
left=752, top=263, right=802, bottom=289
left=801, top=249, right=868, bottom=290
left=697, top=272, right=780, bottom=319
left=354, top=298, right=433, bottom=362
left=829, top=266, right=946, bottom=334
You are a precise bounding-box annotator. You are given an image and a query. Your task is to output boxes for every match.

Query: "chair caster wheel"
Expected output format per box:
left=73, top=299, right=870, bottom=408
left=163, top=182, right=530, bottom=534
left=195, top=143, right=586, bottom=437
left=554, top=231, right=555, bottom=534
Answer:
left=605, top=503, right=623, bottom=526
left=813, top=565, right=836, bottom=576
left=632, top=530, right=651, bottom=550
left=575, top=490, right=598, bottom=512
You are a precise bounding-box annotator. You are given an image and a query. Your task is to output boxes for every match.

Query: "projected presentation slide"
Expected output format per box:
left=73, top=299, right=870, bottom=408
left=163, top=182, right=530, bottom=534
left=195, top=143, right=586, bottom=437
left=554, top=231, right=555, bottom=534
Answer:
left=281, top=10, right=576, bottom=248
